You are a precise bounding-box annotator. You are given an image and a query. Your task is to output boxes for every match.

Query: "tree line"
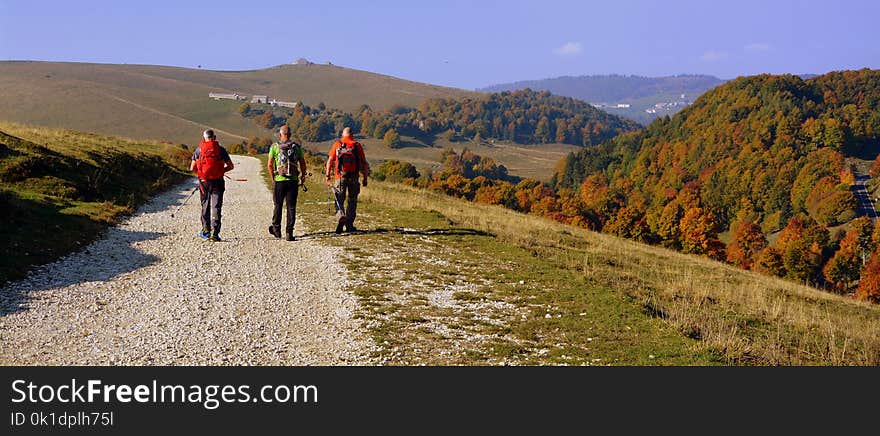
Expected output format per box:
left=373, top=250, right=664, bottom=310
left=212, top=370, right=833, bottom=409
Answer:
left=234, top=89, right=642, bottom=148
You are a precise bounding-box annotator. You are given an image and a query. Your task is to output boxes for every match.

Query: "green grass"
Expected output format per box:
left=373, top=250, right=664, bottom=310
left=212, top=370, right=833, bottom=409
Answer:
left=263, top=162, right=880, bottom=365
left=0, top=123, right=190, bottom=285
left=275, top=163, right=711, bottom=365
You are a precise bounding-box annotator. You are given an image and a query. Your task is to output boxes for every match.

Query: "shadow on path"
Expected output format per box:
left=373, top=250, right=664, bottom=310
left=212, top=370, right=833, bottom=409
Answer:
left=0, top=229, right=165, bottom=317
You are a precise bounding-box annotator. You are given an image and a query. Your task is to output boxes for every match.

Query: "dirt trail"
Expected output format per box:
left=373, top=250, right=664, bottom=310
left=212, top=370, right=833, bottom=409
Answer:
left=0, top=156, right=374, bottom=365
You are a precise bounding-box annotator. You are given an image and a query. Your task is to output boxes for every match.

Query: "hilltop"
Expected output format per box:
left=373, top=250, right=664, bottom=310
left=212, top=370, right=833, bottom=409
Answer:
left=480, top=74, right=726, bottom=125
left=0, top=61, right=480, bottom=145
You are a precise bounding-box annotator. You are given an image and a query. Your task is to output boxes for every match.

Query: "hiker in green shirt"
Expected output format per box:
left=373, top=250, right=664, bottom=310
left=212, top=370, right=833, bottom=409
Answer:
left=267, top=125, right=307, bottom=241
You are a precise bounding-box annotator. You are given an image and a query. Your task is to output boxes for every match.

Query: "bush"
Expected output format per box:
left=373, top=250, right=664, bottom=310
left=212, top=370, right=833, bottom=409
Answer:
left=372, top=160, right=420, bottom=183
left=383, top=129, right=401, bottom=148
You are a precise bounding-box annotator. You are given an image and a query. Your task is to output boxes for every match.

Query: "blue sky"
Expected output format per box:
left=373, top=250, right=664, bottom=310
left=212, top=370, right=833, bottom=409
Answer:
left=1, top=0, right=878, bottom=89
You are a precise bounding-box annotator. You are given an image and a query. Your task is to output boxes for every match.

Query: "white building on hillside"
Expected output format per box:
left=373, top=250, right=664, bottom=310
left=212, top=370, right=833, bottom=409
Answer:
left=209, top=92, right=247, bottom=101
left=251, top=95, right=270, bottom=104
left=271, top=100, right=297, bottom=108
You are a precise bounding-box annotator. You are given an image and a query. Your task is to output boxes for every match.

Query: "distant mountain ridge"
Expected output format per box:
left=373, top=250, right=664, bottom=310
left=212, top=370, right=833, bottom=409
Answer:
left=480, top=74, right=726, bottom=124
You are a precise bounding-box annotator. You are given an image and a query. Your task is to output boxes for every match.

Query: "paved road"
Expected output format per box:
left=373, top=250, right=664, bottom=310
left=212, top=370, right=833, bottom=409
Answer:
left=853, top=174, right=878, bottom=222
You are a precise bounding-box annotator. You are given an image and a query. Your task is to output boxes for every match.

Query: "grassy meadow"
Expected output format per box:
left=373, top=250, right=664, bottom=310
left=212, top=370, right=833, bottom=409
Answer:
left=259, top=158, right=880, bottom=365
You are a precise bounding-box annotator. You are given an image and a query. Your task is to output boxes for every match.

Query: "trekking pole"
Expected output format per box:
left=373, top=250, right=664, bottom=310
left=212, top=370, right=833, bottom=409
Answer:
left=327, top=184, right=345, bottom=218
left=170, top=186, right=199, bottom=218
left=224, top=174, right=248, bottom=182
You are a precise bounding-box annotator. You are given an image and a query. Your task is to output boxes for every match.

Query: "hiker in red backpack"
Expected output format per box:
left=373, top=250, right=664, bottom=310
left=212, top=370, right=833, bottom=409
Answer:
left=325, top=126, right=369, bottom=233
left=189, top=129, right=234, bottom=242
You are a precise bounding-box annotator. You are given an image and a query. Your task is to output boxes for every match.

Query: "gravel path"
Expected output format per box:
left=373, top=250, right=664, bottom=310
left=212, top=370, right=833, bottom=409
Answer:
left=0, top=156, right=375, bottom=365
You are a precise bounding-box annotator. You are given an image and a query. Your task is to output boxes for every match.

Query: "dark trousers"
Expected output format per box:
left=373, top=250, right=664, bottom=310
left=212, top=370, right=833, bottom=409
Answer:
left=333, top=177, right=360, bottom=226
left=199, top=179, right=225, bottom=236
left=272, top=180, right=299, bottom=234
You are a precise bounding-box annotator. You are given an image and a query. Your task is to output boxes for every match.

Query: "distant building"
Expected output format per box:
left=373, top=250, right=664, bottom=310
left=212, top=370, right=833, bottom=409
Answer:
left=293, top=58, right=313, bottom=65
left=209, top=92, right=246, bottom=101
left=271, top=99, right=298, bottom=108
left=251, top=95, right=270, bottom=104
left=616, top=103, right=631, bottom=108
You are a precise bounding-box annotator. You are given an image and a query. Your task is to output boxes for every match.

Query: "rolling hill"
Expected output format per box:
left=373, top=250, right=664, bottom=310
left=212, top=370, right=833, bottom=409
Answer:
left=0, top=61, right=481, bottom=146
left=480, top=74, right=726, bottom=125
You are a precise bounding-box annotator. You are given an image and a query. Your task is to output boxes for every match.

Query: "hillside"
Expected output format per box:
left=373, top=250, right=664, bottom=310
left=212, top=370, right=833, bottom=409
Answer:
left=0, top=61, right=480, bottom=145
left=285, top=159, right=880, bottom=365
left=0, top=122, right=190, bottom=284
left=555, top=69, right=880, bottom=295
left=480, top=74, right=725, bottom=125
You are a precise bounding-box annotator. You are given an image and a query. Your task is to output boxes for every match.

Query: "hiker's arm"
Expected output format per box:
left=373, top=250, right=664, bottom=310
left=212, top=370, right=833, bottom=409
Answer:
left=268, top=157, right=276, bottom=180
left=325, top=145, right=335, bottom=182
left=190, top=159, right=197, bottom=173
left=359, top=144, right=369, bottom=186
left=224, top=160, right=234, bottom=173
left=299, top=156, right=307, bottom=183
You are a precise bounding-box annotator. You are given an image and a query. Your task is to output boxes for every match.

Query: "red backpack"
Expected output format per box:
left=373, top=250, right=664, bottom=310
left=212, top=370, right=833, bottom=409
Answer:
left=336, top=141, right=360, bottom=177
left=197, top=140, right=226, bottom=180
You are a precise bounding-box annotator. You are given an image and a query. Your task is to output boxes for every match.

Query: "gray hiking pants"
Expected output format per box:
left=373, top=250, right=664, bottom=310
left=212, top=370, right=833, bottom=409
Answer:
left=199, top=179, right=225, bottom=236
left=333, top=176, right=360, bottom=226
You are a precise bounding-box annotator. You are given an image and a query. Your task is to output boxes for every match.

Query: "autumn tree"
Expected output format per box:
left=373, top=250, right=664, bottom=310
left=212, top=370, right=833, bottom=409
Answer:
left=383, top=129, right=401, bottom=148
left=726, top=221, right=767, bottom=269
left=855, top=248, right=880, bottom=303
left=679, top=207, right=725, bottom=260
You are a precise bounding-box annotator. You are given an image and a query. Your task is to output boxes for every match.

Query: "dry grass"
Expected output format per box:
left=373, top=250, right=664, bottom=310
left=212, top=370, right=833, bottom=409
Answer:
left=360, top=182, right=880, bottom=365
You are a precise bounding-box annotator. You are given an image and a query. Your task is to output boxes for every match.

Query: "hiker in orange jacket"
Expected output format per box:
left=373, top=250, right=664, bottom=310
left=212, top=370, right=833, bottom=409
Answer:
left=325, top=127, right=369, bottom=233
left=190, top=129, right=234, bottom=241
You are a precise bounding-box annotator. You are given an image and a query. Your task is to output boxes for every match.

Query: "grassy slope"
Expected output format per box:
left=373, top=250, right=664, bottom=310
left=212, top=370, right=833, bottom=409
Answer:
left=257, top=159, right=880, bottom=365
left=0, top=122, right=191, bottom=285
left=0, top=61, right=480, bottom=145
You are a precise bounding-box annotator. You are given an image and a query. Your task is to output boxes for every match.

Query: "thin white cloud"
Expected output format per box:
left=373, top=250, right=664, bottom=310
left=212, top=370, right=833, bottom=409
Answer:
left=701, top=50, right=728, bottom=62
left=745, top=42, right=771, bottom=52
left=554, top=42, right=583, bottom=57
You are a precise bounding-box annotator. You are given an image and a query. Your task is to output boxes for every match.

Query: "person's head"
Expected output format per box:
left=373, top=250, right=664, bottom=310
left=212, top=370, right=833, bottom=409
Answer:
left=203, top=129, right=215, bottom=141
left=279, top=125, right=291, bottom=140
left=341, top=127, right=351, bottom=138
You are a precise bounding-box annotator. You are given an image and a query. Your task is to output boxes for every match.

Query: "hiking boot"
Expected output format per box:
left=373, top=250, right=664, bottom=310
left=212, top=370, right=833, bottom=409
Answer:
left=268, top=225, right=280, bottom=238
left=199, top=229, right=210, bottom=239
left=209, top=234, right=221, bottom=242
left=335, top=221, right=345, bottom=234
left=345, top=224, right=357, bottom=233
left=286, top=233, right=295, bottom=242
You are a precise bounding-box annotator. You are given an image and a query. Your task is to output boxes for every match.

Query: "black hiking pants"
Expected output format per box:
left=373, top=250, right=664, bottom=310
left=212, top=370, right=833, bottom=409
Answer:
left=272, top=180, right=299, bottom=235
left=199, top=178, right=225, bottom=236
